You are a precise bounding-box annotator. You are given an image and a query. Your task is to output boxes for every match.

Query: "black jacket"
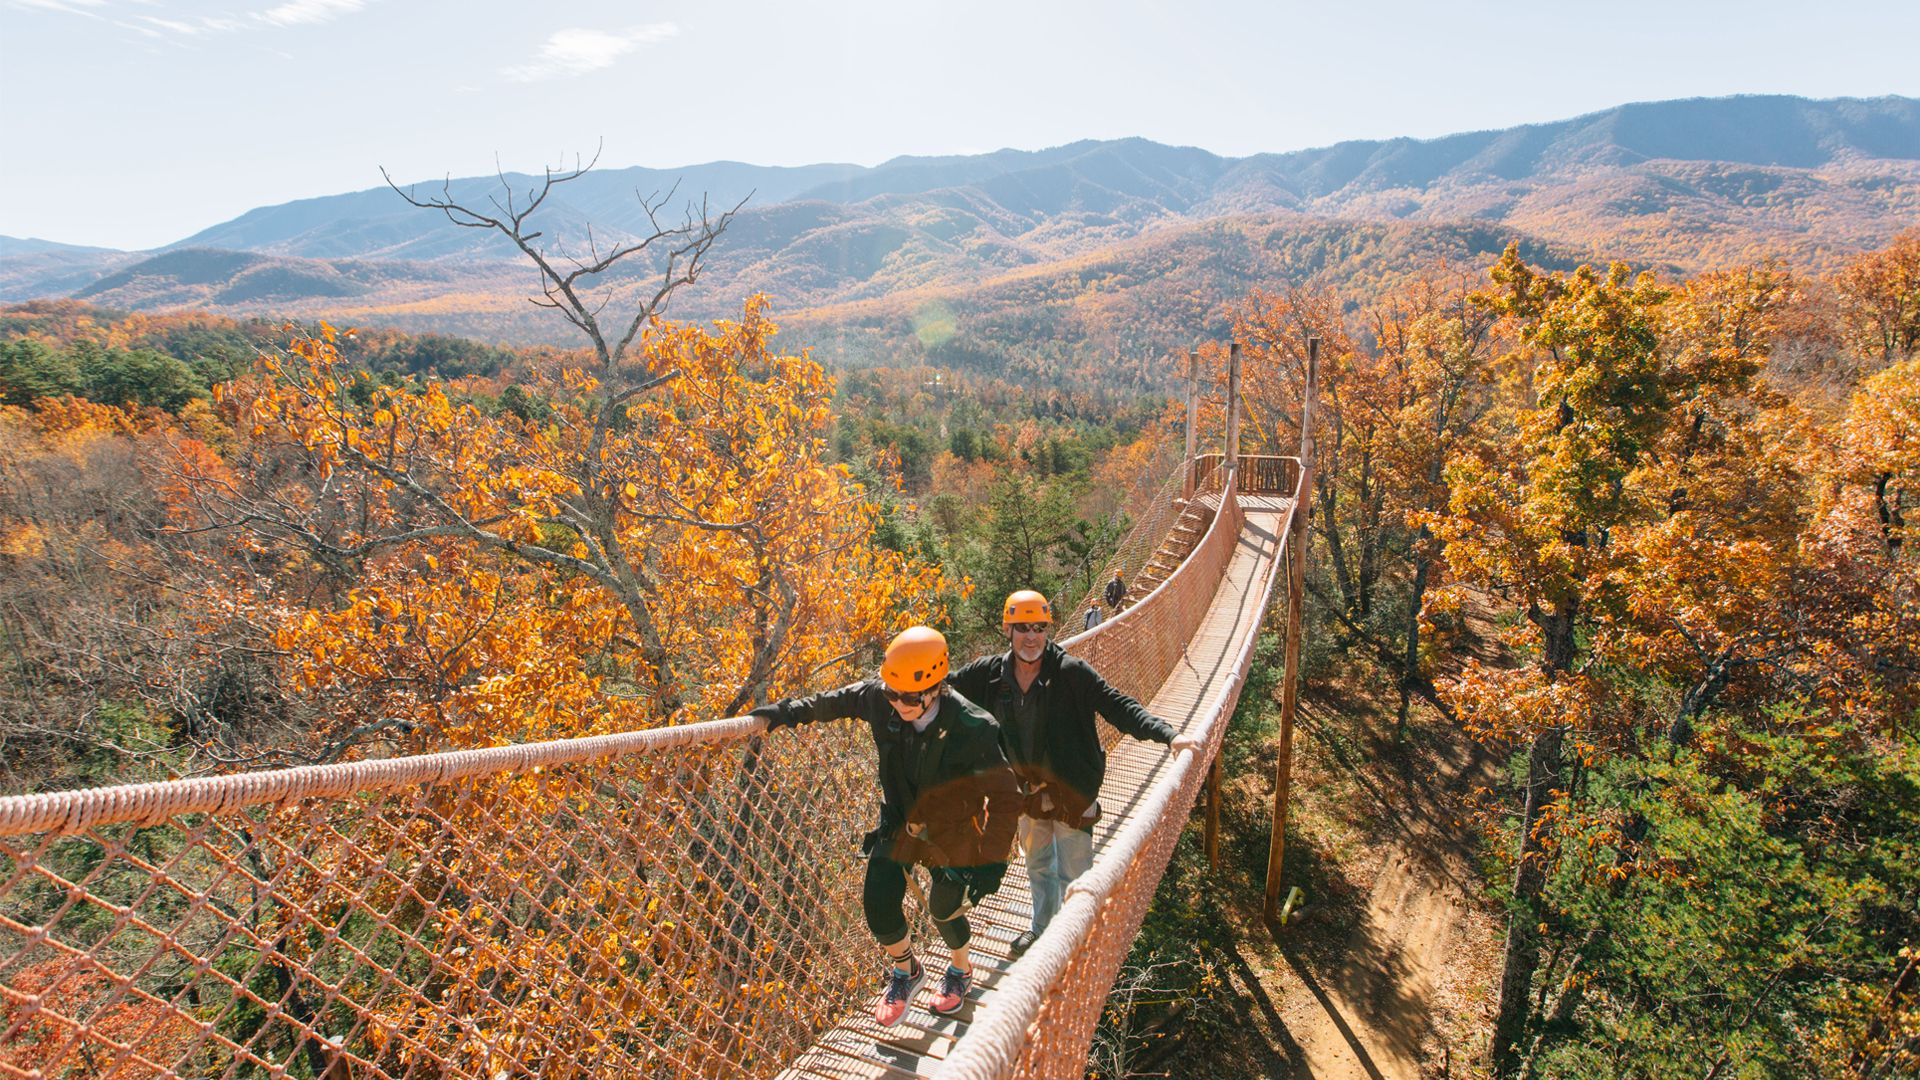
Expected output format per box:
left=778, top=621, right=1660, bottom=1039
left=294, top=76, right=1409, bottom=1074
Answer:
left=758, top=682, right=1020, bottom=868
left=949, top=642, right=1174, bottom=825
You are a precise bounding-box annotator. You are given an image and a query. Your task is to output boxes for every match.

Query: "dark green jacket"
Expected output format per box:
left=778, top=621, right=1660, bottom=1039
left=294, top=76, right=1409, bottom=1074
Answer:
left=759, top=682, right=1020, bottom=867
left=950, top=642, right=1175, bottom=825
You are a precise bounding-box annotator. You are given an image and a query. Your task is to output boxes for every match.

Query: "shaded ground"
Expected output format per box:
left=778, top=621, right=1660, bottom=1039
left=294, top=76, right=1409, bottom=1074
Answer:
left=1117, top=640, right=1504, bottom=1079
left=1273, top=685, right=1501, bottom=1079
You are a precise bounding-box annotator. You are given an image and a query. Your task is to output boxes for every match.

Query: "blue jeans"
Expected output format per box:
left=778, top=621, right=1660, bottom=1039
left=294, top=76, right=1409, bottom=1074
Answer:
left=1021, top=815, right=1094, bottom=934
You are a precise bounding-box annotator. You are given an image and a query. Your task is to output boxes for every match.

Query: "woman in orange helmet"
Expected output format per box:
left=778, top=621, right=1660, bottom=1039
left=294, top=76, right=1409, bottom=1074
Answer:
left=753, top=626, right=1019, bottom=1025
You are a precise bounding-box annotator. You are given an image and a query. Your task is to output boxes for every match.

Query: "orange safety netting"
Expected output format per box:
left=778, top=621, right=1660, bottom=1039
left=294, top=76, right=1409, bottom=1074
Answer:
left=0, top=457, right=1299, bottom=1080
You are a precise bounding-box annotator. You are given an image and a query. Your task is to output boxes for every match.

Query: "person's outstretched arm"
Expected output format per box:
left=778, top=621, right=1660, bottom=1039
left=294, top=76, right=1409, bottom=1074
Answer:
left=1073, top=660, right=1176, bottom=744
left=751, top=680, right=873, bottom=731
left=947, top=654, right=998, bottom=708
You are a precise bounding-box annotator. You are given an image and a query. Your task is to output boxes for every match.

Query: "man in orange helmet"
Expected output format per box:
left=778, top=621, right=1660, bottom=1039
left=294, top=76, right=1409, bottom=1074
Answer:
left=949, top=590, right=1176, bottom=957
left=752, top=626, right=1019, bottom=1025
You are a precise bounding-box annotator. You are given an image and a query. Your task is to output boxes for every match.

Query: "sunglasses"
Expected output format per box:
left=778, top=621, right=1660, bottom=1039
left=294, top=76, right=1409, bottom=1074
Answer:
left=1008, top=622, right=1050, bottom=635
left=882, top=686, right=936, bottom=708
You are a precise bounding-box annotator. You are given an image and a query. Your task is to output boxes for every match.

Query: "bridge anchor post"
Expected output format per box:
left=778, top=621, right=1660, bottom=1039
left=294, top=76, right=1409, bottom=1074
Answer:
left=1183, top=347, right=1200, bottom=501
left=1264, top=337, right=1317, bottom=924
left=1206, top=752, right=1222, bottom=869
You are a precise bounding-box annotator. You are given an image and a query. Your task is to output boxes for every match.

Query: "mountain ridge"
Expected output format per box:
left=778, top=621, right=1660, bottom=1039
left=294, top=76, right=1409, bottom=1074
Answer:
left=22, top=93, right=1915, bottom=260
left=5, top=93, right=1916, bottom=380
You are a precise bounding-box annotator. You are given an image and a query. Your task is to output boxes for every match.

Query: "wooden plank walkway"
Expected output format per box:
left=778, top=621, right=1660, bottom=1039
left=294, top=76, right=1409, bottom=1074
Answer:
left=778, top=496, right=1293, bottom=1079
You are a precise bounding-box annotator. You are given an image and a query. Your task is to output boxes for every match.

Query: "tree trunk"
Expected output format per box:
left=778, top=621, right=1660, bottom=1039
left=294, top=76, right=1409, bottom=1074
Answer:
left=1874, top=473, right=1905, bottom=554
left=1492, top=723, right=1566, bottom=1077
left=1356, top=443, right=1379, bottom=620
left=1396, top=529, right=1433, bottom=736
left=1531, top=599, right=1578, bottom=676
left=1317, top=469, right=1357, bottom=618
left=1669, top=655, right=1731, bottom=748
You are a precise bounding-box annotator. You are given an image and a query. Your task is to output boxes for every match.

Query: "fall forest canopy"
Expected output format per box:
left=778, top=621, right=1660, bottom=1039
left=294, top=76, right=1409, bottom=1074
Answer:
left=0, top=208, right=1917, bottom=1076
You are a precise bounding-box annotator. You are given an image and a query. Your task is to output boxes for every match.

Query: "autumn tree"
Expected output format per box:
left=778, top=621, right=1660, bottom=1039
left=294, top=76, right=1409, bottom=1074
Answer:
left=141, top=159, right=957, bottom=1070
left=1804, top=353, right=1920, bottom=737
left=1432, top=247, right=1673, bottom=1075
left=1430, top=249, right=1920, bottom=1076
left=1835, top=228, right=1920, bottom=366
left=1363, top=268, right=1500, bottom=731
left=0, top=399, right=279, bottom=791
left=167, top=154, right=946, bottom=756
left=1232, top=288, right=1386, bottom=623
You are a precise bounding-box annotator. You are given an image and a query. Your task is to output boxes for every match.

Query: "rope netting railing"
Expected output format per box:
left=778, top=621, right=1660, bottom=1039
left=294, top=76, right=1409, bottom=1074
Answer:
left=0, top=717, right=884, bottom=1078
left=0, top=458, right=1296, bottom=1080
left=937, top=461, right=1300, bottom=1078
left=1052, top=460, right=1220, bottom=635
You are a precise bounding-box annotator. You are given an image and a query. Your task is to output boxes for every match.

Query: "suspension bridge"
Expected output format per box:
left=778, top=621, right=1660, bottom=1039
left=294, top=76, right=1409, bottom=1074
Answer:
left=1, top=423, right=1311, bottom=1078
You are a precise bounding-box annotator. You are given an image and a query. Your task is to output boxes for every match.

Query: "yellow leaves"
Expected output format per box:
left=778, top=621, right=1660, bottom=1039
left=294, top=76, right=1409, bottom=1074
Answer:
left=1442, top=662, right=1606, bottom=749
left=217, top=299, right=948, bottom=754
left=1841, top=356, right=1920, bottom=485
left=0, top=522, right=47, bottom=558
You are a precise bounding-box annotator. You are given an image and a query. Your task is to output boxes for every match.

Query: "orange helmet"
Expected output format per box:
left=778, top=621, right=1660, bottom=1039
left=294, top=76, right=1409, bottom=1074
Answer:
left=1002, top=589, right=1053, bottom=626
left=881, top=626, right=949, bottom=692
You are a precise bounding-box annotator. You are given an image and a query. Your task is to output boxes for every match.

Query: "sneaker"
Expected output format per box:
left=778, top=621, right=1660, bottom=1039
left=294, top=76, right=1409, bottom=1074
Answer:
left=1009, top=930, right=1039, bottom=957
left=874, top=959, right=925, bottom=1027
left=928, top=965, right=973, bottom=1016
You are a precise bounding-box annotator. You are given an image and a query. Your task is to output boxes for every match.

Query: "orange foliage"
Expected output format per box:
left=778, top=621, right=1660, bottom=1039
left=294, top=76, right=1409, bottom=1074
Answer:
left=173, top=299, right=950, bottom=753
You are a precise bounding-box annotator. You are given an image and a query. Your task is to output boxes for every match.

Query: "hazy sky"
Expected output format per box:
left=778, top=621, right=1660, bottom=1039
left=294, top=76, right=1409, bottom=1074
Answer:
left=4, top=0, right=1918, bottom=250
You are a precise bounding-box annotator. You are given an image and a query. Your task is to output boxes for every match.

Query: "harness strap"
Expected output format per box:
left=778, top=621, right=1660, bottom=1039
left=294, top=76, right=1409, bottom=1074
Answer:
left=905, top=864, right=974, bottom=924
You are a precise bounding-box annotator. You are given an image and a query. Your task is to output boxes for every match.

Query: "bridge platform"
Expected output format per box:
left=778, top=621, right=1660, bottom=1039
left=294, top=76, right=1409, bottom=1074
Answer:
left=778, top=495, right=1293, bottom=1079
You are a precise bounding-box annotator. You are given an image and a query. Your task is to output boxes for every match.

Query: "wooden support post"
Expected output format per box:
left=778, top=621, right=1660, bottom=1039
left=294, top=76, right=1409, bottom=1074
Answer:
left=1183, top=348, right=1201, bottom=501
left=1225, top=342, right=1243, bottom=481
left=1206, top=752, right=1223, bottom=870
left=1264, top=337, right=1317, bottom=924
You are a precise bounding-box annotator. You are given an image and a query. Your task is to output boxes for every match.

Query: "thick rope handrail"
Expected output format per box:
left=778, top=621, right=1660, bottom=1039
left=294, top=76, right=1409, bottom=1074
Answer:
left=0, top=714, right=769, bottom=837
left=0, top=534, right=1184, bottom=839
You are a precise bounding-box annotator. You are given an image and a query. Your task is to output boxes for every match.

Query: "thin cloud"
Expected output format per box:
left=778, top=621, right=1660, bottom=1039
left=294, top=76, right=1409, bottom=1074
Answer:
left=502, top=23, right=677, bottom=83
left=254, top=0, right=364, bottom=27
left=9, top=0, right=107, bottom=15
left=133, top=12, right=244, bottom=34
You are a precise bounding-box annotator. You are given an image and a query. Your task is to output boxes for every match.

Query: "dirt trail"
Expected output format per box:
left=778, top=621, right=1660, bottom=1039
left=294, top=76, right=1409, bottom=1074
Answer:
left=1281, top=849, right=1478, bottom=1077
left=1171, top=612, right=1512, bottom=1079
left=1273, top=709, right=1501, bottom=1079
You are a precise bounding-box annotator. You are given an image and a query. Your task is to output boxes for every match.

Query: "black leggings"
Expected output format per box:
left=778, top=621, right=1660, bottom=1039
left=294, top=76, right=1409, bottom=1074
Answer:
left=864, top=855, right=970, bottom=950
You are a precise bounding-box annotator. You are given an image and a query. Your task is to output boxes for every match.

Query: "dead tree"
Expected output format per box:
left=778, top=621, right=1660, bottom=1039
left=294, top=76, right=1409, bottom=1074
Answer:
left=381, top=145, right=742, bottom=376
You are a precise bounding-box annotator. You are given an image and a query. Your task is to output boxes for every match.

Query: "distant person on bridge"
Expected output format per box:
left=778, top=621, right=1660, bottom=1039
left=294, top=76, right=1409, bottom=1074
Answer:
left=1104, top=568, right=1128, bottom=611
left=949, top=590, right=1176, bottom=958
left=1083, top=602, right=1103, bottom=631
left=752, top=626, right=1020, bottom=1025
